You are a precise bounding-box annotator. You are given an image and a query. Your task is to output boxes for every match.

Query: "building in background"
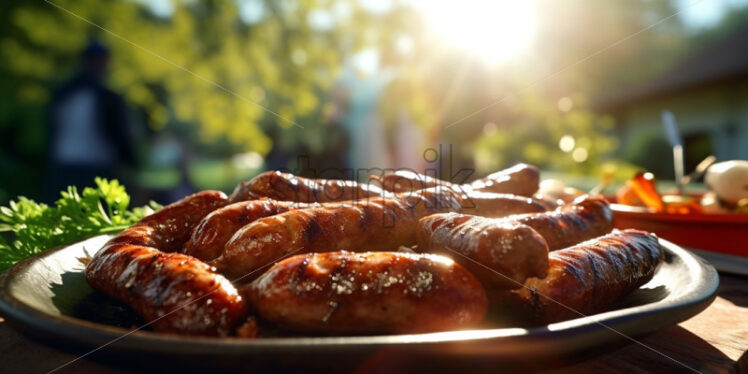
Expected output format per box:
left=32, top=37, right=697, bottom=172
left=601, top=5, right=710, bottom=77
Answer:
left=597, top=25, right=748, bottom=178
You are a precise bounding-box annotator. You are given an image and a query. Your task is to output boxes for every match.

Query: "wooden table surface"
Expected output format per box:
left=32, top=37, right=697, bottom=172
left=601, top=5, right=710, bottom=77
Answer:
left=1, top=274, right=746, bottom=374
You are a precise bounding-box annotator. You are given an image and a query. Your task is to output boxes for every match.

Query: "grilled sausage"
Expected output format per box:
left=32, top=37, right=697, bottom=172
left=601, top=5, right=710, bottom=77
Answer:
left=86, top=191, right=251, bottom=336
left=374, top=171, right=548, bottom=217
left=183, top=199, right=316, bottom=261
left=212, top=188, right=463, bottom=279
left=416, top=213, right=549, bottom=289
left=106, top=190, right=228, bottom=253
left=187, top=190, right=547, bottom=265
left=374, top=163, right=540, bottom=197
left=245, top=251, right=488, bottom=334
left=469, top=163, right=540, bottom=197
left=191, top=186, right=537, bottom=264
left=506, top=197, right=614, bottom=250
left=87, top=245, right=249, bottom=336
left=229, top=171, right=388, bottom=203
left=459, top=191, right=549, bottom=218
left=372, top=170, right=448, bottom=193
left=508, top=229, right=664, bottom=323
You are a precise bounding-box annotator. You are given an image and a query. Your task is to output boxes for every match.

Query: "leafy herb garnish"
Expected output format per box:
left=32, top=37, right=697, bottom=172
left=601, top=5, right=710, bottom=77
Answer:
left=0, top=178, right=161, bottom=272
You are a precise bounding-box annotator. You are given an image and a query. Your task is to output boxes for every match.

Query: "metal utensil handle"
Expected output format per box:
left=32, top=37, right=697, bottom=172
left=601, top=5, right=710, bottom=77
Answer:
left=673, top=145, right=684, bottom=194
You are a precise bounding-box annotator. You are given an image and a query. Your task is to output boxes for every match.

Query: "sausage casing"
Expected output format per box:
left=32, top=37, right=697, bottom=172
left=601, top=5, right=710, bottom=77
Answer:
left=416, top=213, right=549, bottom=289
left=183, top=199, right=314, bottom=261
left=373, top=170, right=448, bottom=193
left=212, top=188, right=463, bottom=279
left=373, top=171, right=548, bottom=218
left=87, top=245, right=249, bottom=336
left=245, top=251, right=488, bottom=334
left=510, top=229, right=664, bottom=323
left=459, top=191, right=549, bottom=218
left=374, top=164, right=540, bottom=198
left=106, top=190, right=228, bottom=253
left=469, top=163, right=540, bottom=197
left=507, top=197, right=614, bottom=250
left=229, top=171, right=387, bottom=203
left=86, top=191, right=250, bottom=336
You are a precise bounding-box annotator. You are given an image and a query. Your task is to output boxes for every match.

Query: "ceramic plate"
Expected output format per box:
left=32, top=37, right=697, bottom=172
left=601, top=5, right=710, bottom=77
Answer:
left=0, top=236, right=719, bottom=372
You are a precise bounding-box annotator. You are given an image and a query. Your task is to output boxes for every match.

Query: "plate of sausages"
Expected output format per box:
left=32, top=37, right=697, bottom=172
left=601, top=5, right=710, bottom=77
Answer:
left=0, top=164, right=719, bottom=372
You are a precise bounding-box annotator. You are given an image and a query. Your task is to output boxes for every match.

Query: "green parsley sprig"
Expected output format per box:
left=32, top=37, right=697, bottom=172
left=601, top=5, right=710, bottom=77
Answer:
left=0, top=178, right=161, bottom=272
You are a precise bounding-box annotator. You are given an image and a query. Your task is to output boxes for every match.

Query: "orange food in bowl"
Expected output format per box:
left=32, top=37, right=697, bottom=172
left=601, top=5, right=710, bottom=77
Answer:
left=616, top=172, right=664, bottom=212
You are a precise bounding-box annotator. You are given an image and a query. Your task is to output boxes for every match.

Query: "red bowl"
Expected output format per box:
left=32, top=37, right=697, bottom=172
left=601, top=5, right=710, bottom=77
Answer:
left=609, top=203, right=748, bottom=257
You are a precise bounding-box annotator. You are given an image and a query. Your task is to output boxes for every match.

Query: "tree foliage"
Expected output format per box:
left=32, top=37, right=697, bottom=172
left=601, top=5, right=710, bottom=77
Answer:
left=1, top=0, right=735, bottom=200
left=377, top=0, right=690, bottom=178
left=0, top=0, right=389, bottom=199
left=2, top=0, right=379, bottom=151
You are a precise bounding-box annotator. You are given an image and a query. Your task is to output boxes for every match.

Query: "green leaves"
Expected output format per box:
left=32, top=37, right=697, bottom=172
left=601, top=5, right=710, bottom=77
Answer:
left=0, top=178, right=161, bottom=272
left=2, top=0, right=367, bottom=155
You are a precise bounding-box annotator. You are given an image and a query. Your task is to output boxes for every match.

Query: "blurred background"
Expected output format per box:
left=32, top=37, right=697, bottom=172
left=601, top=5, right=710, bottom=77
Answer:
left=1, top=0, right=748, bottom=205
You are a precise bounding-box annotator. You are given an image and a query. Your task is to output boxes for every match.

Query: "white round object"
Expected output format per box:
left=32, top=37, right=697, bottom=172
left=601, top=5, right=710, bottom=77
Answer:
left=704, top=160, right=748, bottom=204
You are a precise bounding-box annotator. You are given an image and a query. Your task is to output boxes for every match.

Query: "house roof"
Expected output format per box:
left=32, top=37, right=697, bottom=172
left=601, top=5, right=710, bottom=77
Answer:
left=596, top=25, right=748, bottom=110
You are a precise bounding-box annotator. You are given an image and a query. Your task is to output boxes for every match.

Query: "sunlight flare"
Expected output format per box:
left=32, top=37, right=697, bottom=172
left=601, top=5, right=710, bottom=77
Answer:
left=416, top=0, right=537, bottom=65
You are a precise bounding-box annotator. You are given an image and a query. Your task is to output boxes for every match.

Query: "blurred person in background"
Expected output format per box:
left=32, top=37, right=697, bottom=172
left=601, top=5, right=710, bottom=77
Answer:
left=317, top=84, right=351, bottom=172
left=44, top=40, right=135, bottom=202
left=338, top=65, right=392, bottom=172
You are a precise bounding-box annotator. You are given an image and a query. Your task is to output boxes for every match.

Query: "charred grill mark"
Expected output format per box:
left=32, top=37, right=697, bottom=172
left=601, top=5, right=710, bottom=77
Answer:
left=358, top=205, right=375, bottom=228
left=144, top=253, right=163, bottom=270
left=585, top=251, right=601, bottom=301
left=304, top=216, right=324, bottom=243
left=603, top=241, right=627, bottom=281
left=381, top=204, right=398, bottom=228
left=562, top=255, right=586, bottom=286
left=627, top=239, right=644, bottom=276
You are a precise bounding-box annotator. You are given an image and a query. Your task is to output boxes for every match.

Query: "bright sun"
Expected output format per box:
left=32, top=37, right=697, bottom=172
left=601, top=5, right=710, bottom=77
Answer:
left=416, top=0, right=537, bottom=65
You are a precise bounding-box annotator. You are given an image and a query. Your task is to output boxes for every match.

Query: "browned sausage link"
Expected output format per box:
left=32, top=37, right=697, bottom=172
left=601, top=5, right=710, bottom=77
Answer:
left=245, top=251, right=487, bottom=334
left=459, top=191, right=549, bottom=218
left=374, top=172, right=547, bottom=217
left=372, top=170, right=449, bottom=193
left=416, top=213, right=549, bottom=290
left=506, top=197, right=613, bottom=250
left=183, top=199, right=317, bottom=261
left=510, top=229, right=664, bottom=323
left=374, top=165, right=541, bottom=198
left=86, top=191, right=251, bottom=336
left=229, top=171, right=388, bottom=203
left=86, top=244, right=249, bottom=336
left=106, top=190, right=228, bottom=252
left=212, top=188, right=463, bottom=280
left=376, top=164, right=540, bottom=196
left=470, top=163, right=540, bottom=197
left=189, top=188, right=462, bottom=263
